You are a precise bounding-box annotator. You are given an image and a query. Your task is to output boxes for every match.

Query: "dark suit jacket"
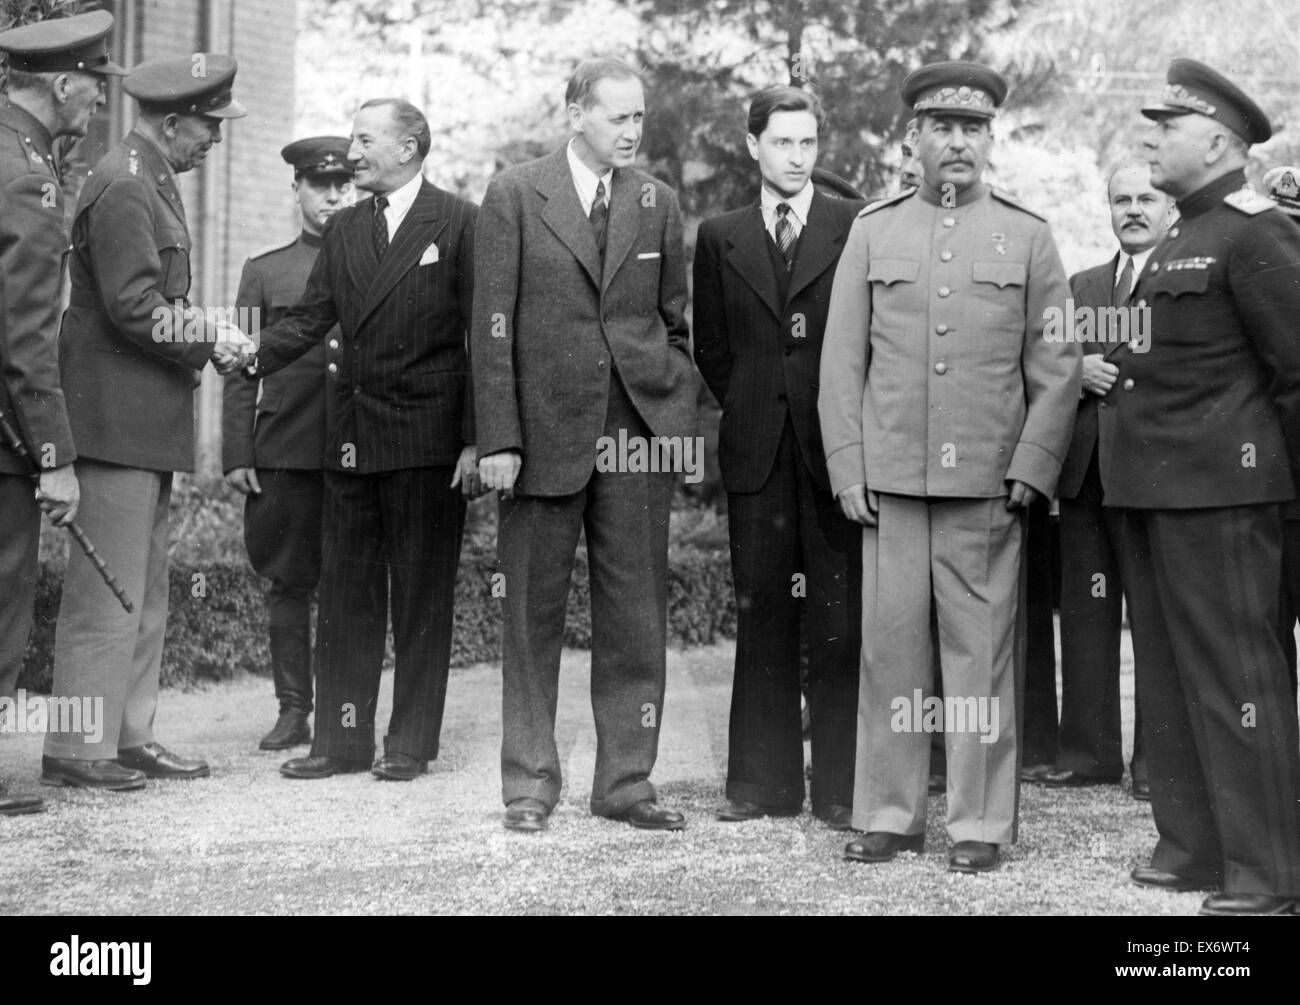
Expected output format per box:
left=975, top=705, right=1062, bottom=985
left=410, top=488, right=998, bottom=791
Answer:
left=253, top=180, right=476, bottom=474
left=693, top=191, right=865, bottom=493
left=222, top=232, right=329, bottom=473
left=471, top=147, right=696, bottom=496
left=1057, top=254, right=1117, bottom=500
left=59, top=130, right=215, bottom=473
left=0, top=102, right=76, bottom=475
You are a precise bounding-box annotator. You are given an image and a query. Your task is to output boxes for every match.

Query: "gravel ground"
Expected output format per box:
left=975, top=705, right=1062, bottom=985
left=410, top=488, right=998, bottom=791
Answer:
left=0, top=636, right=1212, bottom=916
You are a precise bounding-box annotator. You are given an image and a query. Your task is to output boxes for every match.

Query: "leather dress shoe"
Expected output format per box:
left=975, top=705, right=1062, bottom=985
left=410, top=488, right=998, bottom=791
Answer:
left=41, top=756, right=146, bottom=791
left=814, top=804, right=854, bottom=830
left=504, top=797, right=550, bottom=833
left=613, top=800, right=686, bottom=831
left=1131, top=778, right=1151, bottom=801
left=1199, top=892, right=1296, bottom=916
left=259, top=711, right=310, bottom=751
left=844, top=831, right=924, bottom=863
left=371, top=753, right=427, bottom=781
left=949, top=840, right=999, bottom=873
left=1040, top=768, right=1120, bottom=789
left=1130, top=865, right=1221, bottom=892
left=118, top=743, right=209, bottom=780
left=0, top=781, right=45, bottom=815
left=717, top=798, right=798, bottom=822
left=280, top=755, right=368, bottom=779
left=1020, top=763, right=1053, bottom=783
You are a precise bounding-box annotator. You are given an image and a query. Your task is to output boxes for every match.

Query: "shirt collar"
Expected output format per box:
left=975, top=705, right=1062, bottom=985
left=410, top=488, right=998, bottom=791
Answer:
left=918, top=179, right=987, bottom=208
left=1117, top=247, right=1154, bottom=281
left=567, top=138, right=613, bottom=211
left=761, top=180, right=814, bottom=229
left=380, top=170, right=423, bottom=214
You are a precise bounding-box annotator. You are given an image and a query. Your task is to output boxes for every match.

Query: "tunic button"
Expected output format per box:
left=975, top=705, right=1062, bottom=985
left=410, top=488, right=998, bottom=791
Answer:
left=327, top=363, right=338, bottom=374
left=940, top=251, right=953, bottom=262
left=1129, top=339, right=1141, bottom=351
left=1169, top=227, right=1180, bottom=238
left=1149, top=262, right=1159, bottom=272
left=328, top=339, right=339, bottom=349
left=597, top=359, right=606, bottom=369
left=934, top=361, right=948, bottom=375
left=936, top=323, right=949, bottom=335
left=943, top=216, right=955, bottom=227
left=1137, top=299, right=1147, bottom=309
left=938, top=286, right=950, bottom=297
left=1123, top=378, right=1135, bottom=391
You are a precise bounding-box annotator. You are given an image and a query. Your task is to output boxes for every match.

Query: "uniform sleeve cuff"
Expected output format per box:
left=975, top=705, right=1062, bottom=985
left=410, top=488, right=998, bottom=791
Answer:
left=825, top=443, right=866, bottom=497
left=1006, top=440, right=1063, bottom=499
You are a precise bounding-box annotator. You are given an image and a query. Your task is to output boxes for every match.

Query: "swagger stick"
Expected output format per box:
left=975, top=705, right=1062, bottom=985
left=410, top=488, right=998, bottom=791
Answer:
left=0, top=408, right=133, bottom=614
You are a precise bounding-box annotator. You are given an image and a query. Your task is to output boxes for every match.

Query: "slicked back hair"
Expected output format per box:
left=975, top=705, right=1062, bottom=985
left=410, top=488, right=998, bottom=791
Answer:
left=747, top=85, right=825, bottom=138
left=359, top=97, right=431, bottom=160
left=565, top=56, right=641, bottom=110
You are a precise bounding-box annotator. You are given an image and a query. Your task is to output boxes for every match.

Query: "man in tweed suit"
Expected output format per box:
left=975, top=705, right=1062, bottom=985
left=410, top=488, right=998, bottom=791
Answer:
left=240, top=99, right=479, bottom=782
left=472, top=57, right=697, bottom=832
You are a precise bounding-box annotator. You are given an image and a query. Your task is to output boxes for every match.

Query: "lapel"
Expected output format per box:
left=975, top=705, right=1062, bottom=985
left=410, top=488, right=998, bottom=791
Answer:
left=1096, top=252, right=1133, bottom=362
left=356, top=180, right=447, bottom=326
left=600, top=167, right=638, bottom=294
left=787, top=191, right=846, bottom=304
left=537, top=147, right=602, bottom=291
left=343, top=196, right=381, bottom=296
left=131, top=131, right=187, bottom=231
left=725, top=204, right=781, bottom=321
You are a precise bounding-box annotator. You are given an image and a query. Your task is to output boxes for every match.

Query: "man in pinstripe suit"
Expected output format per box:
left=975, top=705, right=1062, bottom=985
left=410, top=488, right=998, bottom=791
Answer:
left=240, top=99, right=479, bottom=781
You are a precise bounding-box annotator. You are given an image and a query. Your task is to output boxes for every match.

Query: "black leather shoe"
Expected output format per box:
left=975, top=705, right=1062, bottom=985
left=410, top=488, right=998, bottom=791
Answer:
left=949, top=840, right=999, bottom=873
left=504, top=797, right=550, bottom=833
left=1020, top=763, right=1053, bottom=783
left=371, top=753, right=427, bottom=781
left=1131, top=779, right=1151, bottom=801
left=40, top=756, right=146, bottom=791
left=717, top=798, right=800, bottom=822
left=814, top=804, right=854, bottom=830
left=613, top=800, right=686, bottom=831
left=259, top=711, right=310, bottom=751
left=1130, top=866, right=1220, bottom=892
left=928, top=774, right=946, bottom=794
left=1199, top=892, right=1296, bottom=916
left=0, top=782, right=45, bottom=815
left=1041, top=768, right=1121, bottom=788
left=280, top=755, right=368, bottom=779
left=118, top=743, right=209, bottom=779
left=844, top=831, right=924, bottom=863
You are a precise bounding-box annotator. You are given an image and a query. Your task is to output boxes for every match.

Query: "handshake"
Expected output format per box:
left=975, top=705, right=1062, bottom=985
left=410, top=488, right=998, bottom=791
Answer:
left=210, top=318, right=258, bottom=376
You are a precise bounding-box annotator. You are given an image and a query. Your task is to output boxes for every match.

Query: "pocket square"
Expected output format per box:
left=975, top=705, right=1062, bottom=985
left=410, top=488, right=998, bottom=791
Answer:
left=637, top=251, right=661, bottom=260
left=419, top=243, right=440, bottom=265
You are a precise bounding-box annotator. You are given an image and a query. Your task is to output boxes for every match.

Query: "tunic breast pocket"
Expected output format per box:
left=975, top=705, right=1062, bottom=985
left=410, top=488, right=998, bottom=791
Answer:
left=1144, top=267, right=1210, bottom=300
left=155, top=228, right=191, bottom=300
left=970, top=261, right=1027, bottom=325
left=867, top=259, right=920, bottom=286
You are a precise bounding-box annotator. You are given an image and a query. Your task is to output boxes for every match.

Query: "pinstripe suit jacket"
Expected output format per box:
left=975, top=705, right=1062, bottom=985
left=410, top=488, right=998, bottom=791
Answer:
left=1056, top=256, right=1118, bottom=500
left=252, top=179, right=475, bottom=474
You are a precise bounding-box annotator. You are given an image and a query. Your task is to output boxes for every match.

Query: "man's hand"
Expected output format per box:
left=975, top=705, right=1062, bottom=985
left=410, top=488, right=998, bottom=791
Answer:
left=479, top=449, right=522, bottom=496
left=450, top=444, right=483, bottom=497
left=36, top=464, right=79, bottom=526
left=1082, top=353, right=1118, bottom=396
left=225, top=467, right=262, bottom=496
left=211, top=321, right=257, bottom=376
left=1006, top=480, right=1038, bottom=510
left=837, top=483, right=879, bottom=526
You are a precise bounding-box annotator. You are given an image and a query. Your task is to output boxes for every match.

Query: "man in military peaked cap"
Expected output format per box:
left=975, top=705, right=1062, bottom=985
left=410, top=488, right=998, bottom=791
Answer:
left=42, top=54, right=251, bottom=792
left=1109, top=59, right=1300, bottom=916
left=819, top=60, right=1079, bottom=874
left=0, top=9, right=124, bottom=816
left=223, top=137, right=353, bottom=752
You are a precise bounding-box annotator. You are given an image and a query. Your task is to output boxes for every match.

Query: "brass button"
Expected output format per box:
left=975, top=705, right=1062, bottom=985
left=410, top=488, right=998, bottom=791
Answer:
left=934, top=361, right=948, bottom=375
left=936, top=323, right=949, bottom=335
left=328, top=339, right=339, bottom=350
left=943, top=216, right=955, bottom=227
left=597, top=359, right=606, bottom=368
left=1123, top=378, right=1134, bottom=391
left=327, top=363, right=338, bottom=374
left=1149, top=262, right=1159, bottom=272
left=940, top=251, right=953, bottom=262
left=1137, top=299, right=1147, bottom=309
left=1169, top=227, right=1180, bottom=238
left=938, top=286, right=951, bottom=298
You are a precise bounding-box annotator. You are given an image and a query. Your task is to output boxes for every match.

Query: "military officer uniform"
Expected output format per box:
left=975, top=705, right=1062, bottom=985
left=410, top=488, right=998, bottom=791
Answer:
left=222, top=137, right=352, bottom=750
left=0, top=11, right=126, bottom=814
left=819, top=62, right=1079, bottom=867
left=1112, top=61, right=1300, bottom=913
left=42, top=56, right=247, bottom=788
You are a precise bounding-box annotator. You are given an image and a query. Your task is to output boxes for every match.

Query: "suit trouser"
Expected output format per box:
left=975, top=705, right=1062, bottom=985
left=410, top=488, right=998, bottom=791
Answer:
left=1057, top=454, right=1145, bottom=780
left=1117, top=505, right=1300, bottom=895
left=310, top=466, right=465, bottom=763
left=1021, top=496, right=1059, bottom=767
left=725, top=418, right=860, bottom=811
left=44, top=460, right=170, bottom=760
left=498, top=375, right=672, bottom=816
left=0, top=473, right=40, bottom=700
left=854, top=494, right=1021, bottom=844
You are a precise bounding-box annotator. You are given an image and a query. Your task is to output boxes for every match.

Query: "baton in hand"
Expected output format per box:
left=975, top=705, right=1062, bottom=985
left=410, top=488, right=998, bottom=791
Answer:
left=0, top=408, right=133, bottom=614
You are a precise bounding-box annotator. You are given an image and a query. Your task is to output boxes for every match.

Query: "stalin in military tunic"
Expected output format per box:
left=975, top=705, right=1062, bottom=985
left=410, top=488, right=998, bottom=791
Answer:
left=0, top=9, right=124, bottom=816
left=222, top=137, right=353, bottom=751
left=819, top=62, right=1079, bottom=873
left=1112, top=59, right=1300, bottom=916
left=42, top=55, right=251, bottom=791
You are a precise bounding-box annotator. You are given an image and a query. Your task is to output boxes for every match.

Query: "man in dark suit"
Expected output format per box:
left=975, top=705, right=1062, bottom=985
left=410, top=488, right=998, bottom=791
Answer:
left=693, top=86, right=862, bottom=829
left=1114, top=59, right=1300, bottom=915
left=236, top=99, right=479, bottom=782
left=1036, top=161, right=1168, bottom=799
left=43, top=55, right=250, bottom=790
left=0, top=10, right=124, bottom=813
left=222, top=137, right=353, bottom=751
left=472, top=57, right=697, bottom=833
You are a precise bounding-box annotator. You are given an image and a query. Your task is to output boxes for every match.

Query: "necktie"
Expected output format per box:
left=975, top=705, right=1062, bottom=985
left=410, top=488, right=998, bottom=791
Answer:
left=590, top=179, right=608, bottom=256
left=775, top=203, right=796, bottom=270
left=372, top=195, right=390, bottom=260
left=1112, top=255, right=1134, bottom=308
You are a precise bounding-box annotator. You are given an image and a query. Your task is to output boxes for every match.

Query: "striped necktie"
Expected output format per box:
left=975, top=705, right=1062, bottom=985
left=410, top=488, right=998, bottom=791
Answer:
left=590, top=179, right=608, bottom=257
left=372, top=195, right=390, bottom=260
left=775, top=203, right=796, bottom=270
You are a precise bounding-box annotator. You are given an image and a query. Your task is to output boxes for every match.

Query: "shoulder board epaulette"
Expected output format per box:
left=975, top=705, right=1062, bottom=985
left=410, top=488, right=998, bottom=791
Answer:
left=857, top=189, right=914, bottom=217
left=248, top=239, right=297, bottom=262
left=1224, top=188, right=1277, bottom=215
left=989, top=187, right=1046, bottom=221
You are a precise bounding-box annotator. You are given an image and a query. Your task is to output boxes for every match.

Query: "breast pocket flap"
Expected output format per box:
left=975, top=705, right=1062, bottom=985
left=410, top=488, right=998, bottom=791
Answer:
left=867, top=259, right=920, bottom=285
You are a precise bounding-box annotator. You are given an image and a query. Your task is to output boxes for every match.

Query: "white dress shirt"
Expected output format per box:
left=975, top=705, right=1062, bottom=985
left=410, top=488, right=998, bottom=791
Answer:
left=760, top=180, right=814, bottom=244
left=375, top=170, right=423, bottom=242
left=1115, top=247, right=1153, bottom=300
left=567, top=138, right=612, bottom=216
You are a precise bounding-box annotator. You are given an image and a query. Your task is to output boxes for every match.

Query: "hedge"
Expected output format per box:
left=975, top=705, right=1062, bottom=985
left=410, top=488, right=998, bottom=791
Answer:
left=19, top=542, right=737, bottom=693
